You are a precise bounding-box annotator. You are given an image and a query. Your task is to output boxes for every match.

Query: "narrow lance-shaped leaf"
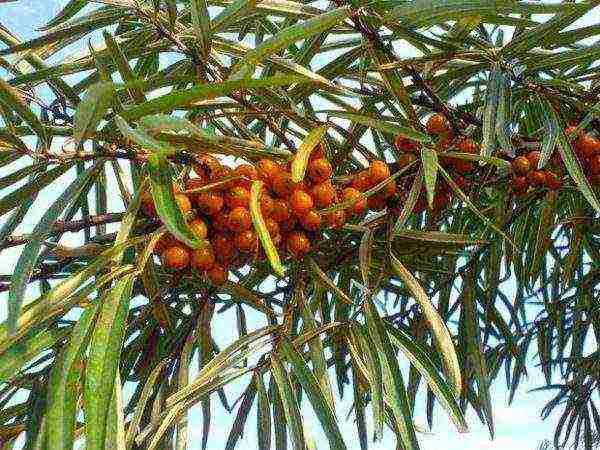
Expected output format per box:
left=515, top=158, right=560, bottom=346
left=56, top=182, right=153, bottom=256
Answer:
left=256, top=374, right=272, bottom=450
left=421, top=148, right=438, bottom=208
left=84, top=274, right=135, bottom=450
left=390, top=253, right=461, bottom=395
left=7, top=162, right=101, bottom=332
left=0, top=78, right=46, bottom=144
left=147, top=153, right=207, bottom=249
left=291, top=126, right=327, bottom=182
left=73, top=81, right=114, bottom=144
left=191, top=0, right=211, bottom=57
left=250, top=180, right=285, bottom=276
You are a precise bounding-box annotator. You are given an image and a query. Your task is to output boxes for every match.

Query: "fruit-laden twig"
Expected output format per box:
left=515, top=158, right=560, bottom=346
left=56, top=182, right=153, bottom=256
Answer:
left=0, top=213, right=125, bottom=251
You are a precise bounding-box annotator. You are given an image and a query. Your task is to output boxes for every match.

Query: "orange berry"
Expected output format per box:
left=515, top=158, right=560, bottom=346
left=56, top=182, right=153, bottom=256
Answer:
left=526, top=151, right=541, bottom=169
left=196, top=191, right=224, bottom=216
left=341, top=187, right=367, bottom=216
left=235, top=230, right=257, bottom=253
left=226, top=186, right=250, bottom=209
left=287, top=231, right=310, bottom=257
left=174, top=193, right=192, bottom=215
left=289, top=190, right=314, bottom=216
left=368, top=160, right=391, bottom=184
left=351, top=170, right=373, bottom=191
left=590, top=155, right=600, bottom=175
left=300, top=210, right=321, bottom=231
left=194, top=155, right=222, bottom=182
left=218, top=166, right=236, bottom=189
left=271, top=171, right=297, bottom=198
left=233, top=164, right=259, bottom=188
left=457, top=139, right=479, bottom=154
left=212, top=212, right=230, bottom=231
left=312, top=182, right=337, bottom=208
left=545, top=171, right=563, bottom=190
left=265, top=218, right=280, bottom=237
left=527, top=170, right=546, bottom=187
left=565, top=125, right=581, bottom=137
left=426, top=114, right=449, bottom=135
left=513, top=176, right=529, bottom=192
left=212, top=233, right=236, bottom=261
left=453, top=159, right=474, bottom=174
left=257, top=159, right=281, bottom=183
left=397, top=153, right=417, bottom=168
left=307, top=158, right=333, bottom=183
left=437, top=134, right=455, bottom=152
left=227, top=207, right=252, bottom=232
left=279, top=216, right=298, bottom=232
left=576, top=134, right=600, bottom=159
left=189, top=218, right=208, bottom=240
left=191, top=246, right=215, bottom=270
left=309, top=142, right=326, bottom=161
left=271, top=199, right=292, bottom=223
left=383, top=180, right=397, bottom=198
left=512, top=156, right=531, bottom=175
left=260, top=192, right=275, bottom=216
left=186, top=177, right=205, bottom=192
left=395, top=135, right=417, bottom=153
left=162, top=246, right=190, bottom=269
left=155, top=233, right=178, bottom=253
left=367, top=194, right=386, bottom=211
left=324, top=209, right=346, bottom=229
left=208, top=265, right=228, bottom=285
left=454, top=175, right=469, bottom=190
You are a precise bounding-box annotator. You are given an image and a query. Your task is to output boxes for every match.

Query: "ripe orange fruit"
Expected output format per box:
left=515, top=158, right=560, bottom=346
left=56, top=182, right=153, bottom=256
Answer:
left=565, top=125, right=580, bottom=137
left=175, top=193, right=192, bottom=215
left=382, top=180, right=397, bottom=198
left=189, top=218, right=208, bottom=240
left=544, top=171, right=563, bottom=190
left=526, top=151, right=541, bottom=169
left=233, top=164, right=259, bottom=188
left=289, top=190, right=314, bottom=216
left=324, top=209, right=345, bottom=229
left=271, top=171, right=297, bottom=198
left=191, top=246, right=216, bottom=270
left=208, top=265, right=228, bottom=285
left=590, top=155, right=600, bottom=175
left=279, top=216, right=298, bottom=232
left=256, top=159, right=281, bottom=183
left=527, top=170, right=546, bottom=187
left=300, top=210, right=322, bottom=231
left=196, top=191, right=224, bottom=215
left=437, top=134, right=455, bottom=152
left=271, top=199, right=292, bottom=222
left=454, top=175, right=469, bottom=190
left=367, top=193, right=386, bottom=211
left=212, top=233, right=236, bottom=261
left=310, top=142, right=326, bottom=161
left=341, top=187, right=367, bottom=216
left=307, top=158, right=333, bottom=183
left=576, top=134, right=600, bottom=158
left=513, top=176, right=529, bottom=192
left=260, top=192, right=275, bottom=216
left=265, top=218, right=280, bottom=237
left=351, top=170, right=373, bottom=191
left=218, top=166, right=236, bottom=189
left=235, top=230, right=257, bottom=253
left=227, top=207, right=252, bottom=232
left=186, top=177, right=205, bottom=192
left=397, top=153, right=417, bottom=168
left=287, top=231, right=310, bottom=257
left=162, top=246, right=190, bottom=269
left=225, top=186, right=250, bottom=209
left=512, top=156, right=531, bottom=175
left=194, top=154, right=222, bottom=182
left=368, top=160, right=390, bottom=184
left=395, top=135, right=417, bottom=153
left=312, top=182, right=337, bottom=208
left=453, top=159, right=474, bottom=174
left=155, top=233, right=178, bottom=253
left=426, top=114, right=449, bottom=135
left=457, top=139, right=479, bottom=154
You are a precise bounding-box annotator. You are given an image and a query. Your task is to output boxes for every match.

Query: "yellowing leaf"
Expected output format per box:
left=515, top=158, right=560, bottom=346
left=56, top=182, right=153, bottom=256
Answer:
left=291, top=126, right=327, bottom=183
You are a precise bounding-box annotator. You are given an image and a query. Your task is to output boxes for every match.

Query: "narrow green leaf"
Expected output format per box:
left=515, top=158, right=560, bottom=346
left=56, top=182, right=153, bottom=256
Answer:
left=250, top=180, right=285, bottom=276
left=115, top=115, right=178, bottom=155
left=191, top=0, right=211, bottom=57
left=326, top=111, right=430, bottom=142
left=148, top=153, right=206, bottom=249
left=256, top=375, right=272, bottom=450
left=7, top=163, right=100, bottom=332
left=306, top=257, right=353, bottom=305
left=84, top=274, right=135, bottom=450
left=270, top=353, right=305, bottom=450
left=421, top=148, right=438, bottom=208
left=73, top=81, right=114, bottom=144
left=42, top=0, right=89, bottom=29
left=291, top=126, right=327, bottom=182
left=0, top=78, right=46, bottom=144
left=46, top=302, right=100, bottom=450
left=280, top=339, right=347, bottom=450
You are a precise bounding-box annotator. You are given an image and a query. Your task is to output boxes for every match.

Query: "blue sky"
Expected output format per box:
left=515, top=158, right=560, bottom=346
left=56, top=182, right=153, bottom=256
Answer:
left=2, top=1, right=596, bottom=449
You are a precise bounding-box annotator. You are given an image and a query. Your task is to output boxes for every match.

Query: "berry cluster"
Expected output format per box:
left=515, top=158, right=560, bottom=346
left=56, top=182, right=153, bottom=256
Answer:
left=142, top=145, right=396, bottom=285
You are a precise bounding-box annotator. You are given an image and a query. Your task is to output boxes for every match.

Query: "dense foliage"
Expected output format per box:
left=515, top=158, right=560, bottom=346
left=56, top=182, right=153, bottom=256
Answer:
left=0, top=1, right=599, bottom=449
